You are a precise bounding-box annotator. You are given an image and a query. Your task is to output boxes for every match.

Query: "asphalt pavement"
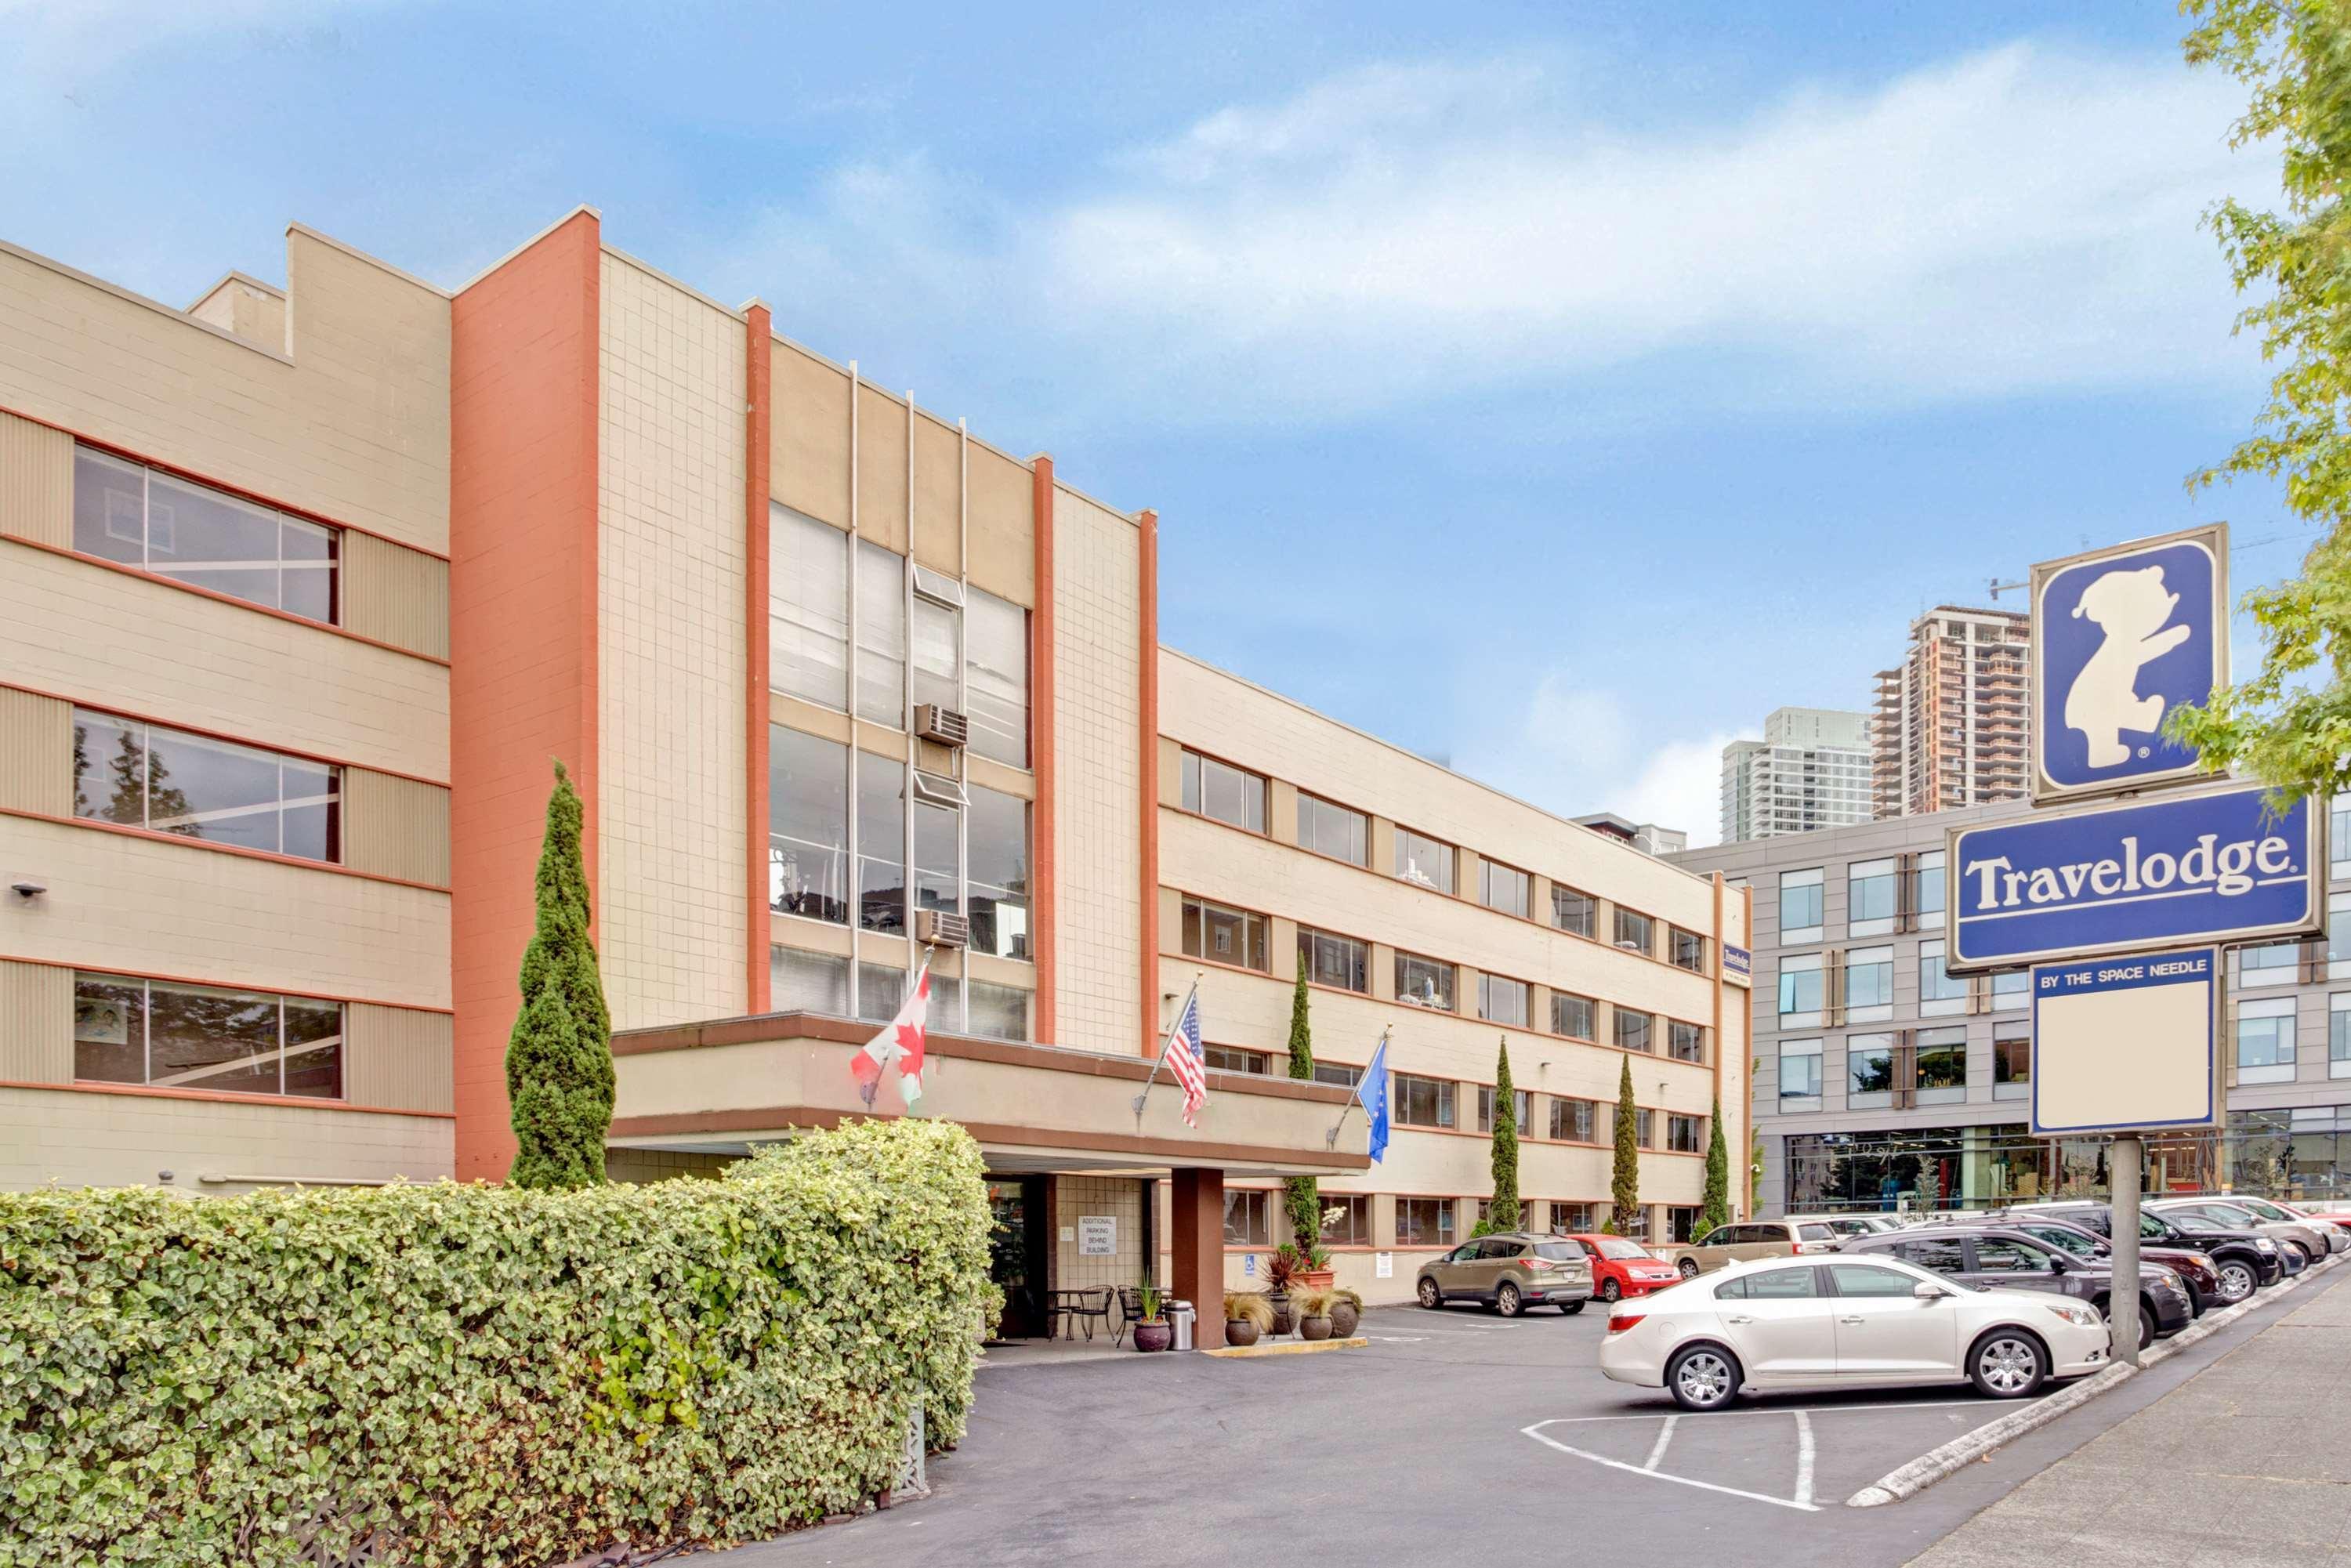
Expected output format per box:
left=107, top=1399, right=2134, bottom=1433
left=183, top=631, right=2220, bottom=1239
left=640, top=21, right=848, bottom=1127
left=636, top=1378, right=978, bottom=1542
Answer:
left=726, top=1265, right=2350, bottom=1568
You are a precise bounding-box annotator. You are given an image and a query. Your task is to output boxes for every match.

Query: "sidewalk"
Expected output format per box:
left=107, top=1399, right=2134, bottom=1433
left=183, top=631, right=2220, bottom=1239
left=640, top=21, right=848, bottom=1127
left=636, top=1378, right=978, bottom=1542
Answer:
left=1910, top=1271, right=2351, bottom=1566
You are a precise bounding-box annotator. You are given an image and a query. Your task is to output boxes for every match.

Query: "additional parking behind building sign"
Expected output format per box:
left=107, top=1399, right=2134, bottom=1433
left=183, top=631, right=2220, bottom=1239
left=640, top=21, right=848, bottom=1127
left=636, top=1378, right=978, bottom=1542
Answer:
left=2030, top=947, right=2219, bottom=1136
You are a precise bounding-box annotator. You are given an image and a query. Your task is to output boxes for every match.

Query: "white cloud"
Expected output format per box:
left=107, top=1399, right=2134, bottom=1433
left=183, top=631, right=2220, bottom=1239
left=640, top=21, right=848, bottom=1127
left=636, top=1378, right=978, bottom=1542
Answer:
left=711, top=41, right=2262, bottom=429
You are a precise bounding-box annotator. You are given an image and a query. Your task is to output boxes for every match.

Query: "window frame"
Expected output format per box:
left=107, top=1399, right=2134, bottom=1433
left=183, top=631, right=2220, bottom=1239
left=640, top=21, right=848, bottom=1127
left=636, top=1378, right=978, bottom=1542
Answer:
left=1479, top=859, right=1531, bottom=919
left=1614, top=1007, right=1654, bottom=1055
left=1394, top=950, right=1457, bottom=1012
left=1393, top=826, right=1456, bottom=894
left=1181, top=893, right=1270, bottom=973
left=1477, top=972, right=1529, bottom=1027
left=1223, top=1188, right=1273, bottom=1248
left=72, top=969, right=344, bottom=1100
left=1392, top=1073, right=1457, bottom=1129
left=1394, top=1196, right=1457, bottom=1248
left=1297, top=925, right=1370, bottom=993
left=1549, top=990, right=1595, bottom=1041
left=1295, top=790, right=1369, bottom=866
left=74, top=444, right=342, bottom=625
left=1551, top=884, right=1596, bottom=938
left=1178, top=747, right=1268, bottom=834
left=1613, top=905, right=1655, bottom=954
left=1549, top=1097, right=1598, bottom=1143
left=72, top=708, right=342, bottom=867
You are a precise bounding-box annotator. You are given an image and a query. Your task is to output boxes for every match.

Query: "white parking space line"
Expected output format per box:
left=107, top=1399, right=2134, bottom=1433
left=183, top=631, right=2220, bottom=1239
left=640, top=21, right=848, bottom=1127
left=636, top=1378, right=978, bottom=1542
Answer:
left=1791, top=1410, right=1816, bottom=1509
left=1534, top=1398, right=1992, bottom=1424
left=1523, top=1420, right=1824, bottom=1513
left=1642, top=1414, right=1679, bottom=1471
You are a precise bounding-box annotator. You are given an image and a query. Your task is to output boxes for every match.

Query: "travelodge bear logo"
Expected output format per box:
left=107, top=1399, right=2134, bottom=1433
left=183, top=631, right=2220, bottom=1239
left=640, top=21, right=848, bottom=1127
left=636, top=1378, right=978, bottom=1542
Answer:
left=2035, top=531, right=2220, bottom=797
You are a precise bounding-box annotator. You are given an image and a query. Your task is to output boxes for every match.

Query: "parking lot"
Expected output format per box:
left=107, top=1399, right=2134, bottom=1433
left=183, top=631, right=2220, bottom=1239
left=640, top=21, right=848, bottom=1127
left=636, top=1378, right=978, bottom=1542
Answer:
left=736, top=1264, right=2348, bottom=1568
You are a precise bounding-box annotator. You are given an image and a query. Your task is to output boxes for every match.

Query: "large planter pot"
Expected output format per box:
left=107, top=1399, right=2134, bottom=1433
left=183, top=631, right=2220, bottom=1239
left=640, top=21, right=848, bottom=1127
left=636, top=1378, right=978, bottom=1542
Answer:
left=1299, top=1313, right=1333, bottom=1342
left=1268, top=1294, right=1295, bottom=1336
left=1225, top=1320, right=1261, bottom=1348
left=1329, top=1300, right=1360, bottom=1338
left=1296, top=1269, right=1337, bottom=1291
left=1132, top=1320, right=1173, bottom=1353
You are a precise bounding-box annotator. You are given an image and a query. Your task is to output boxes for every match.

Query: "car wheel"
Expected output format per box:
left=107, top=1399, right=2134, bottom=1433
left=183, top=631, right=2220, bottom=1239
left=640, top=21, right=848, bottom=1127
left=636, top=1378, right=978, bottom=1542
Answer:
left=1969, top=1331, right=2048, bottom=1400
left=1599, top=1277, right=1621, bottom=1303
left=2216, top=1259, right=2257, bottom=1303
left=1417, top=1276, right=1442, bottom=1310
left=1678, top=1258, right=1701, bottom=1280
left=2290, top=1242, right=2316, bottom=1269
left=1559, top=1301, right=1585, bottom=1316
left=1496, top=1282, right=1523, bottom=1318
left=1665, top=1345, right=1741, bottom=1412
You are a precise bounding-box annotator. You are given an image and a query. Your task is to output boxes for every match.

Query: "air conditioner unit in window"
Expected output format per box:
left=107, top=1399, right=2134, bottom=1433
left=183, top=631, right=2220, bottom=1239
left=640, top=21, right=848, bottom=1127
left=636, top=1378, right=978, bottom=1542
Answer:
left=916, top=704, right=970, bottom=748
left=915, top=909, right=969, bottom=949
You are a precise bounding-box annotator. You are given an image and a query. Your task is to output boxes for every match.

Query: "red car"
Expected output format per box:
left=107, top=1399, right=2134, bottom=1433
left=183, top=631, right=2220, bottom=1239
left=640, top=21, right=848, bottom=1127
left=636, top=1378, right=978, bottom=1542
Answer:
left=1560, top=1233, right=1683, bottom=1302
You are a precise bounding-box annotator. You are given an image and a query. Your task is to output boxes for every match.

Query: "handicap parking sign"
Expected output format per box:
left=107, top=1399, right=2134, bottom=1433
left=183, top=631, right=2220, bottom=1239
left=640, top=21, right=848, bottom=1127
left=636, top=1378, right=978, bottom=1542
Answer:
left=2031, top=524, right=2226, bottom=803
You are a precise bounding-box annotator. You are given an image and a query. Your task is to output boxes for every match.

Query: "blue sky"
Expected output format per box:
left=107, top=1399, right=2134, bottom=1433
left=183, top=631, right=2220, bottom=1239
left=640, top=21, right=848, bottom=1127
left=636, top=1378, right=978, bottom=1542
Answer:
left=0, top=1, right=2298, bottom=842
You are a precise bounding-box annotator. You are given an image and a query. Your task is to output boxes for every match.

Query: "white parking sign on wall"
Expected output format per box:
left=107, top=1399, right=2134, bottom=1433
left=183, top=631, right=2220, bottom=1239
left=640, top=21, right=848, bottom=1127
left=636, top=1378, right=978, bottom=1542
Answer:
left=1077, top=1216, right=1116, bottom=1257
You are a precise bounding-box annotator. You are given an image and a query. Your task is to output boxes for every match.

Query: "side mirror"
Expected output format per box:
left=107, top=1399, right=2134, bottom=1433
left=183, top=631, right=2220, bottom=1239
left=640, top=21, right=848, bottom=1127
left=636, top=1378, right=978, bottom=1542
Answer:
left=1912, top=1280, right=1949, bottom=1300
left=2048, top=1255, right=2069, bottom=1274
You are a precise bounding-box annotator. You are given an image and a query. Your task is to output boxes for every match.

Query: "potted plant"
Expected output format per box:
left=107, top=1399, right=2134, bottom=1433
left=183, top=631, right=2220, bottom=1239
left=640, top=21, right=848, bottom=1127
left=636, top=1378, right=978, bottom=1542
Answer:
left=1328, top=1286, right=1362, bottom=1338
left=1263, top=1244, right=1303, bottom=1334
left=1131, top=1281, right=1172, bottom=1353
left=1293, top=1284, right=1336, bottom=1342
left=1223, top=1290, right=1272, bottom=1348
left=1296, top=1243, right=1337, bottom=1292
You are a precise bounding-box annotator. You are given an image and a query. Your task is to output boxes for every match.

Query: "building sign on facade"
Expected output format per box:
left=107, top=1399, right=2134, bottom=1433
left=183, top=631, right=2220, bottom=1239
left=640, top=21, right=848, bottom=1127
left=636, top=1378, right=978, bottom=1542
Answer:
left=1722, top=944, right=1752, bottom=986
left=2030, top=947, right=2220, bottom=1135
left=1077, top=1216, right=1117, bottom=1257
left=1945, top=784, right=2322, bottom=972
left=2031, top=524, right=2226, bottom=805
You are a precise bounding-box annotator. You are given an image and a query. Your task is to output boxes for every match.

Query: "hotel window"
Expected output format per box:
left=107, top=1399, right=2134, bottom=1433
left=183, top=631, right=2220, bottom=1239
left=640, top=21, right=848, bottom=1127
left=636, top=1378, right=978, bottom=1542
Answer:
left=1919, top=940, right=1967, bottom=1016
left=1668, top=927, right=1707, bottom=973
left=2239, top=941, right=2298, bottom=986
left=1780, top=867, right=1824, bottom=944
left=856, top=962, right=915, bottom=1024
left=1668, top=1206, right=1705, bottom=1244
left=1845, top=945, right=1895, bottom=1020
left=968, top=785, right=1031, bottom=961
left=853, top=540, right=905, bottom=725
left=1550, top=990, right=1594, bottom=1040
left=769, top=726, right=849, bottom=922
left=1476, top=1085, right=1531, bottom=1135
left=769, top=504, right=849, bottom=708
left=1395, top=827, right=1454, bottom=893
left=1622, top=1106, right=1654, bottom=1148
left=1849, top=858, right=1897, bottom=937
left=1393, top=1073, right=1455, bottom=1129
left=1223, top=1190, right=1272, bottom=1247
left=1183, top=896, right=1269, bottom=972
left=1550, top=1097, right=1597, bottom=1142
left=2330, top=892, right=2351, bottom=980
left=1620, top=1208, right=1651, bottom=1242
left=1994, top=1030, right=2031, bottom=1099
left=1613, top=906, right=1654, bottom=954
left=908, top=579, right=959, bottom=723
left=965, top=587, right=1030, bottom=767
left=2332, top=995, right=2351, bottom=1080
left=1552, top=885, right=1596, bottom=938
left=1914, top=849, right=1946, bottom=924
left=1780, top=1038, right=1824, bottom=1110
left=1320, top=1194, right=1371, bottom=1247
left=1779, top=952, right=1824, bottom=1025
left=1666, top=1114, right=1704, bottom=1154
left=73, top=710, right=339, bottom=864
left=74, top=972, right=341, bottom=1099
left=2237, top=997, right=2297, bottom=1085
left=1395, top=1197, right=1455, bottom=1248
left=1552, top=1201, right=1596, bottom=1233
left=1179, top=749, right=1266, bottom=832
left=1296, top=791, right=1367, bottom=865
left=1916, top=1026, right=1967, bottom=1104
left=1299, top=927, right=1368, bottom=992
left=1394, top=950, right=1455, bottom=1011
left=967, top=981, right=1031, bottom=1042
left=1614, top=1008, right=1654, bottom=1054
left=2335, top=794, right=2351, bottom=883
left=856, top=755, right=905, bottom=933
left=1991, top=969, right=2029, bottom=1010
left=1479, top=974, right=1529, bottom=1027
left=1668, top=1020, right=1704, bottom=1063
left=1203, top=1045, right=1270, bottom=1075
left=74, top=445, right=339, bottom=621
left=1313, top=1059, right=1363, bottom=1088
left=1480, top=860, right=1531, bottom=918
left=770, top=946, right=849, bottom=1013
left=1848, top=1034, right=1894, bottom=1109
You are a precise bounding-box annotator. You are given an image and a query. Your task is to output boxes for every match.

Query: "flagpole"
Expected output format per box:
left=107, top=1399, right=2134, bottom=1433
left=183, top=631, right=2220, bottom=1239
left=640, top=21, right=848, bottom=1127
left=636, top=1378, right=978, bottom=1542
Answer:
left=1132, top=974, right=1202, bottom=1123
left=1325, top=1024, right=1388, bottom=1149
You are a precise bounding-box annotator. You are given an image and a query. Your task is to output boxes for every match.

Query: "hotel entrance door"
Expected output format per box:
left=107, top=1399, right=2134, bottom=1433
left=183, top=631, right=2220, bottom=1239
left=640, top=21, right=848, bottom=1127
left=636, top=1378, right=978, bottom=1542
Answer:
left=986, top=1175, right=1049, bottom=1340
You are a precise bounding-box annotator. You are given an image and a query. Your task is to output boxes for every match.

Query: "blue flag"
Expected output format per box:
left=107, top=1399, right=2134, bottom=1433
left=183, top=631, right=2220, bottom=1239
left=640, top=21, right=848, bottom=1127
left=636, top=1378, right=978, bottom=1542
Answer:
left=1357, top=1033, right=1390, bottom=1164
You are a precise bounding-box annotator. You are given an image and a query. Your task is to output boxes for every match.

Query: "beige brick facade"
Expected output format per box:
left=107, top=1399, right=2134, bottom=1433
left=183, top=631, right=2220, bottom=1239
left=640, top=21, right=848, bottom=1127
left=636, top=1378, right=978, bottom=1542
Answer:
left=0, top=1085, right=451, bottom=1190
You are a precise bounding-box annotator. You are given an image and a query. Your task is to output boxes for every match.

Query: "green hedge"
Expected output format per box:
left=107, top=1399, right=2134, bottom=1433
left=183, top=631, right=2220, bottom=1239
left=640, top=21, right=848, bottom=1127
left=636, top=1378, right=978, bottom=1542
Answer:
left=0, top=1117, right=995, bottom=1566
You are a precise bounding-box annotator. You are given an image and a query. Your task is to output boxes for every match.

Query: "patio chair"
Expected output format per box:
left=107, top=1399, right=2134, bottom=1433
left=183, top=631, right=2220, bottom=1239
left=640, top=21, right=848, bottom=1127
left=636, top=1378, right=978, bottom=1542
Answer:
left=1058, top=1287, right=1114, bottom=1342
left=1112, top=1286, right=1153, bottom=1346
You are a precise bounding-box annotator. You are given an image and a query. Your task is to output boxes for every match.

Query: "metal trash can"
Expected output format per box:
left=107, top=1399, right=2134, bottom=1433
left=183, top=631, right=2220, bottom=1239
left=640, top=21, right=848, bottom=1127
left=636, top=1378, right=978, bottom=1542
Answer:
left=1166, top=1299, right=1195, bottom=1352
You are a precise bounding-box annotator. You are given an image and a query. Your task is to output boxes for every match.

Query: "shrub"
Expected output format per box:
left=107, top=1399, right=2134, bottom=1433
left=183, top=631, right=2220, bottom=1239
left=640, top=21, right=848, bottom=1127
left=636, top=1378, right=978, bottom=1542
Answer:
left=1291, top=1285, right=1337, bottom=1320
left=506, top=759, right=614, bottom=1190
left=0, top=1117, right=994, bottom=1566
left=1223, top=1291, right=1273, bottom=1331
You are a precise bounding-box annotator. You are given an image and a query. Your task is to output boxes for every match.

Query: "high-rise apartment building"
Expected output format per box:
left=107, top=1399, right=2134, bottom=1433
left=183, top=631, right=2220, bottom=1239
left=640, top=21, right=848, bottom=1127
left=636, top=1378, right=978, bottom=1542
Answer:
left=1871, top=606, right=2030, bottom=819
left=1719, top=707, right=1873, bottom=843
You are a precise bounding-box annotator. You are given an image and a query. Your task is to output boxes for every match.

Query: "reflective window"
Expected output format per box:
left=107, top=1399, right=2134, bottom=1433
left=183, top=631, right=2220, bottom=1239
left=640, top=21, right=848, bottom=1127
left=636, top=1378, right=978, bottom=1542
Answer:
left=1991, top=969, right=2030, bottom=1008
left=1919, top=940, right=1967, bottom=1012
left=1845, top=945, right=1895, bottom=1012
left=1313, top=1059, right=1363, bottom=1088
left=769, top=504, right=849, bottom=708
left=969, top=785, right=1031, bottom=960
left=1476, top=1085, right=1531, bottom=1135
left=74, top=971, right=341, bottom=1098
left=1900, top=1236, right=1967, bottom=1273
left=854, top=540, right=904, bottom=725
left=1969, top=1237, right=2049, bottom=1274
left=857, top=755, right=905, bottom=932
left=1828, top=1264, right=1914, bottom=1298
left=2237, top=998, right=2297, bottom=1084
left=1745, top=1267, right=1819, bottom=1300
left=1668, top=1020, right=1704, bottom=1063
left=912, top=791, right=958, bottom=919
left=1179, top=749, right=1266, bottom=832
left=1395, top=951, right=1455, bottom=1010
left=769, top=726, right=849, bottom=922
left=1395, top=1197, right=1455, bottom=1247
left=1780, top=1038, right=1824, bottom=1106
left=965, top=587, right=1029, bottom=766
left=1393, top=1074, right=1455, bottom=1128
left=1552, top=885, right=1596, bottom=938
left=1914, top=849, right=1946, bottom=922
left=1183, top=895, right=1269, bottom=972
left=910, top=592, right=958, bottom=721
left=1320, top=1194, right=1371, bottom=1247
left=1848, top=1034, right=1894, bottom=1104
left=1549, top=1097, right=1597, bottom=1141
left=770, top=945, right=849, bottom=1013
left=74, top=710, right=338, bottom=863
left=1614, top=1008, right=1654, bottom=1054
left=75, top=446, right=339, bottom=621
left=1669, top=927, right=1706, bottom=972
left=1780, top=867, right=1825, bottom=940
left=1666, top=1114, right=1703, bottom=1153
left=1849, top=857, right=1897, bottom=935
left=1296, top=792, right=1367, bottom=865
left=1395, top=827, right=1454, bottom=893
left=1614, top=906, right=1654, bottom=954
left=1551, top=990, right=1594, bottom=1039
left=1204, top=1045, right=1269, bottom=1074
left=1299, top=926, right=1367, bottom=992
left=1481, top=860, right=1531, bottom=918
left=1779, top=953, right=1824, bottom=1018
left=2333, top=995, right=2351, bottom=1080
left=967, top=980, right=1030, bottom=1041
left=1917, top=1027, right=1967, bottom=1103
left=1479, top=973, right=1528, bottom=1027
left=1223, top=1189, right=1272, bottom=1247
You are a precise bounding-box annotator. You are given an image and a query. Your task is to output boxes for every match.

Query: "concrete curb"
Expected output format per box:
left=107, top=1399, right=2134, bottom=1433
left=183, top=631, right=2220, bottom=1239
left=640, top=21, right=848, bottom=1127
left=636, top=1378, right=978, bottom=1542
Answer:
left=1201, top=1335, right=1368, bottom=1358
left=1846, top=1248, right=2344, bottom=1508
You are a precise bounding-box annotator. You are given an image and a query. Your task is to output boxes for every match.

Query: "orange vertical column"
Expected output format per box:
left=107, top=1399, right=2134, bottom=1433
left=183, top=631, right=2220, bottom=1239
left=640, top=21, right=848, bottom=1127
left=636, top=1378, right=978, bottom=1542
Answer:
left=1031, top=456, right=1057, bottom=1045
left=1137, top=507, right=1160, bottom=1057
left=743, top=304, right=773, bottom=1014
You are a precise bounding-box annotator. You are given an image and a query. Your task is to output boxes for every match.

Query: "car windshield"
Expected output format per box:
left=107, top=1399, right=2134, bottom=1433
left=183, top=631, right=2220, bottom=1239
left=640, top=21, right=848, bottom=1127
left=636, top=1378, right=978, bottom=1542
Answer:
left=1531, top=1243, right=1579, bottom=1261
left=1594, top=1238, right=1650, bottom=1260
left=1797, top=1223, right=1835, bottom=1241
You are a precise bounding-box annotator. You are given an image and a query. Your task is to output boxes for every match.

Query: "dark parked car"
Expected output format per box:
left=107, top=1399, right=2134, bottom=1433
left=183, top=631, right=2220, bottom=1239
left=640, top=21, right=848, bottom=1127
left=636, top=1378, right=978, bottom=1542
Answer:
left=2009, top=1200, right=2280, bottom=1302
left=2148, top=1198, right=2327, bottom=1271
left=1842, top=1225, right=2193, bottom=1349
left=1978, top=1210, right=2222, bottom=1316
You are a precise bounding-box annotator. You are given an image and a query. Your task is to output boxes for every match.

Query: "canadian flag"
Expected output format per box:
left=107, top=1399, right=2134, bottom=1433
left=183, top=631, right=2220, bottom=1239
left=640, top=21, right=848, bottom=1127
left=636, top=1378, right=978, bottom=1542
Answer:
left=851, top=963, right=930, bottom=1111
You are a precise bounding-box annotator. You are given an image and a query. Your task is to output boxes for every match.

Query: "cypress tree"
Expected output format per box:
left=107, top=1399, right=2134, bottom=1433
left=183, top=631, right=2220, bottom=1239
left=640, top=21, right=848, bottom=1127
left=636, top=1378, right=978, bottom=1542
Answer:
left=1701, top=1092, right=1730, bottom=1234
left=1281, top=954, right=1320, bottom=1251
left=1481, top=1037, right=1520, bottom=1237
left=505, top=759, right=614, bottom=1189
left=1607, top=1056, right=1639, bottom=1236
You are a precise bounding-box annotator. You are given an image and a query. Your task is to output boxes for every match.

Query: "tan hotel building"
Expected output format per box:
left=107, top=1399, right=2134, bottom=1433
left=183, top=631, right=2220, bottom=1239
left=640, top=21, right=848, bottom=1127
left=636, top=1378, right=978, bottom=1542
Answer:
left=0, top=208, right=1748, bottom=1332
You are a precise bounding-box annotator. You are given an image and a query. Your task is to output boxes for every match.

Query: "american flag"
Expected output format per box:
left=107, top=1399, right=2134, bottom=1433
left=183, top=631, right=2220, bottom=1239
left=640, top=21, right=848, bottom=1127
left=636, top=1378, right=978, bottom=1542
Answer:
left=1160, top=983, right=1207, bottom=1127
